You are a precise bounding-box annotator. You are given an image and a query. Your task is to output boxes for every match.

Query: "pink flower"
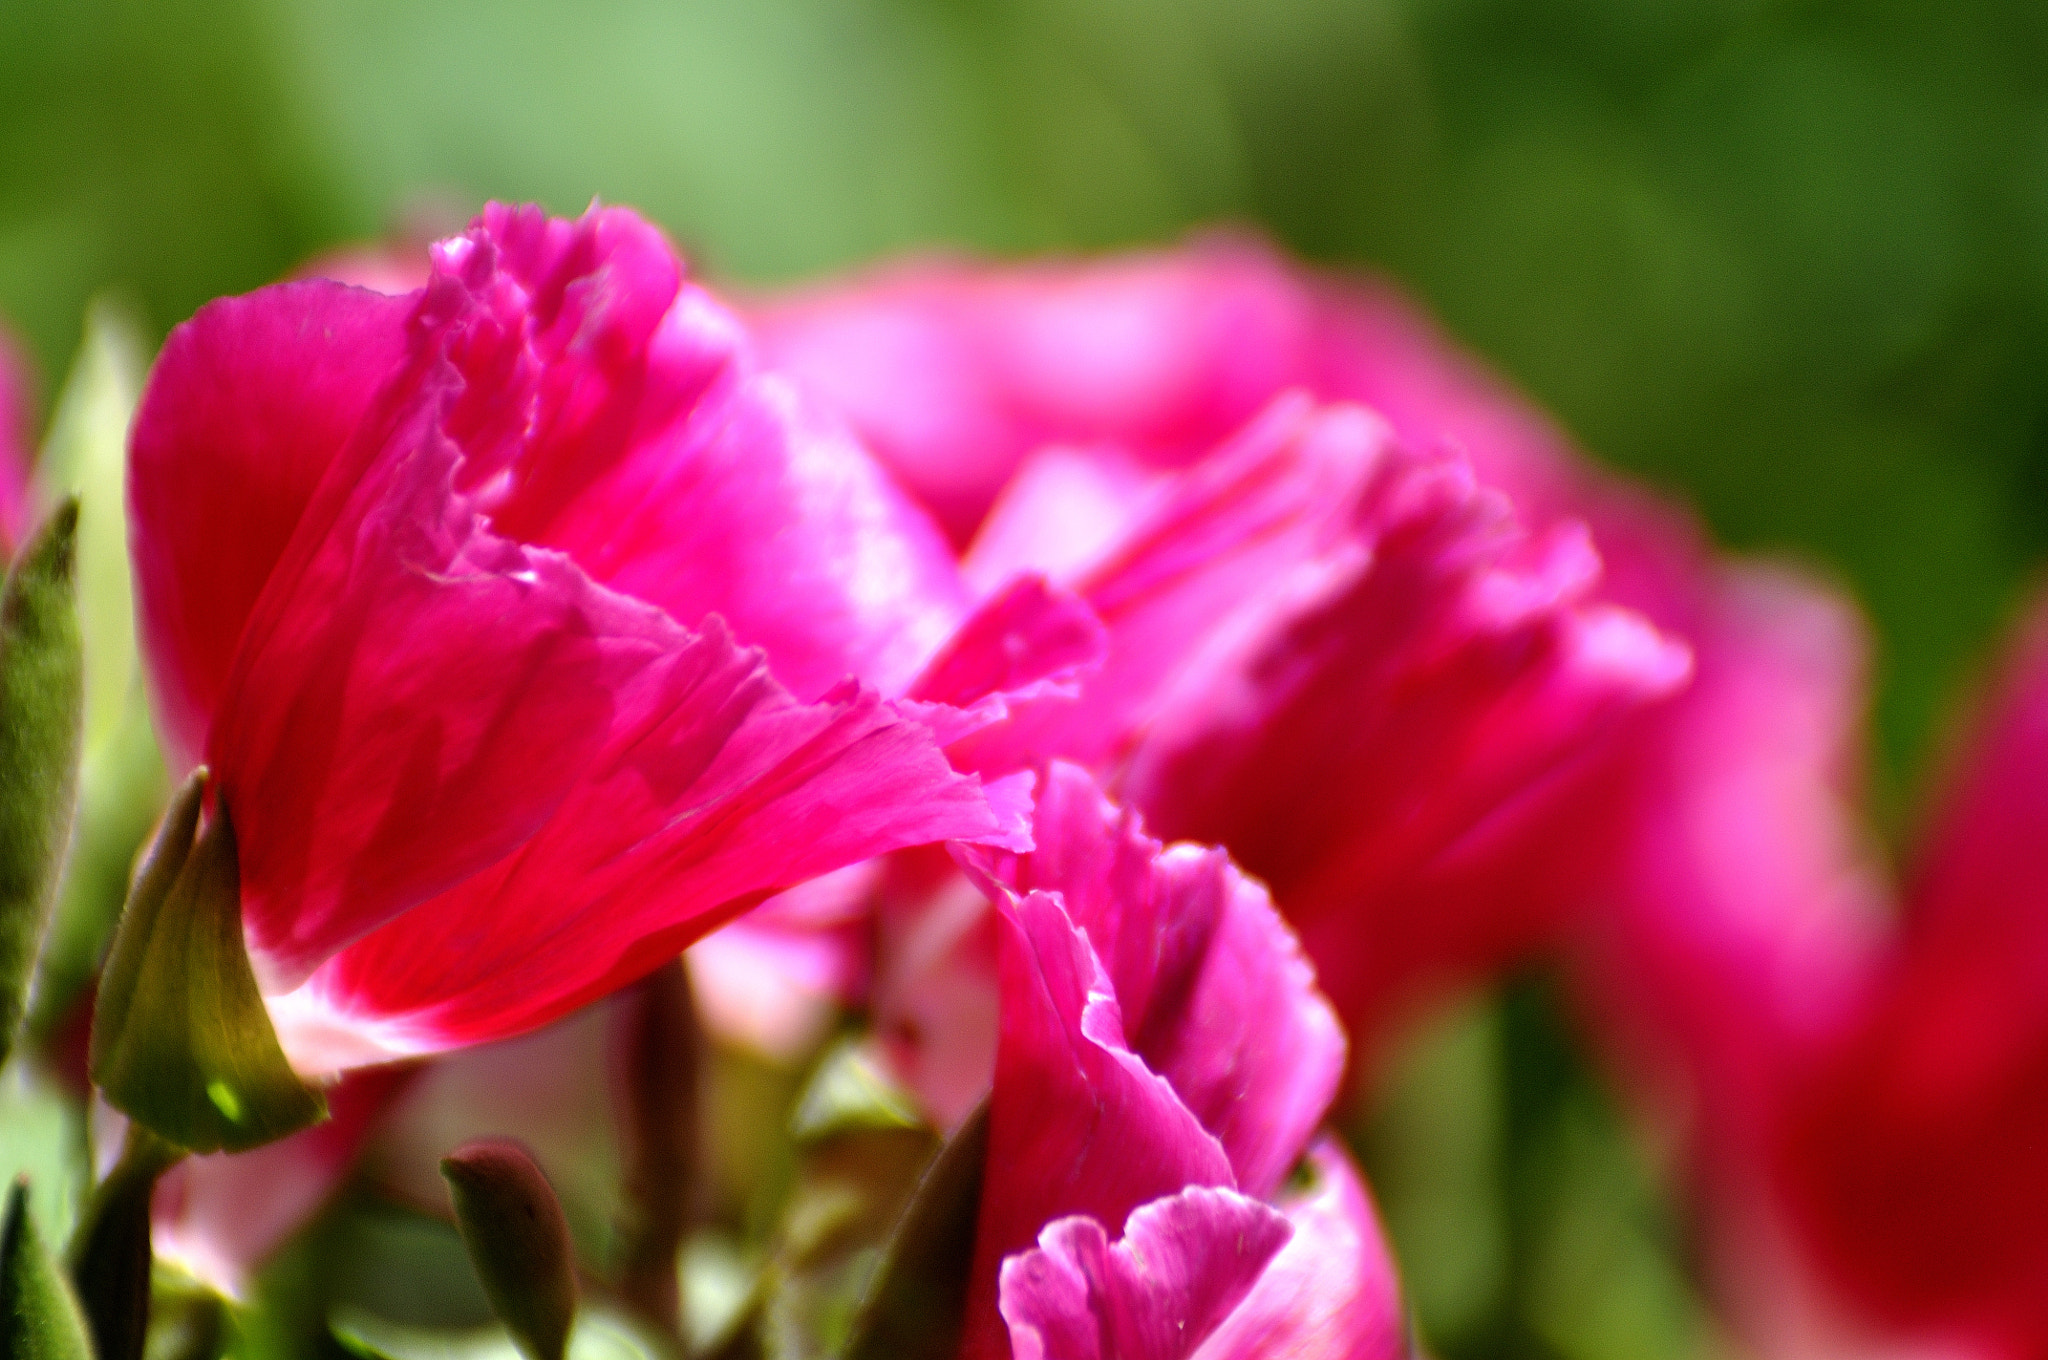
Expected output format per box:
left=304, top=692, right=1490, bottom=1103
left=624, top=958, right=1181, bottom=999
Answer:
left=1763, top=596, right=2048, bottom=1358
left=961, top=764, right=1402, bottom=1360
left=0, top=324, right=38, bottom=554
left=756, top=240, right=1692, bottom=1053
left=128, top=203, right=1035, bottom=1074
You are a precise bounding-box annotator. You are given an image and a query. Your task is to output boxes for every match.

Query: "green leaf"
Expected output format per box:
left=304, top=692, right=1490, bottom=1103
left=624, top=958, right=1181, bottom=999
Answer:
left=0, top=501, right=85, bottom=1070
left=88, top=770, right=327, bottom=1153
left=24, top=303, right=166, bottom=1048
left=838, top=1100, right=987, bottom=1360
left=441, top=1139, right=580, bottom=1360
left=0, top=1177, right=93, bottom=1360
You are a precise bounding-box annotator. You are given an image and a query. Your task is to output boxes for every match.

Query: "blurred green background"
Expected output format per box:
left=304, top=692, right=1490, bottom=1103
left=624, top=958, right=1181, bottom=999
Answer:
left=3, top=2, right=2044, bottom=1355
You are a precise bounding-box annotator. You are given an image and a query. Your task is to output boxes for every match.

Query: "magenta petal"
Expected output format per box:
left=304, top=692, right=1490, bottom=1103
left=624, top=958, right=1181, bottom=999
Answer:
left=440, top=204, right=967, bottom=702
left=910, top=575, right=1108, bottom=717
left=949, top=397, right=1391, bottom=776
left=266, top=620, right=1026, bottom=1068
left=1192, top=1138, right=1406, bottom=1360
left=1000, top=1187, right=1293, bottom=1360
left=964, top=889, right=1235, bottom=1360
left=129, top=281, right=412, bottom=769
left=212, top=401, right=635, bottom=991
left=989, top=763, right=1344, bottom=1199
left=1123, top=439, right=1690, bottom=1043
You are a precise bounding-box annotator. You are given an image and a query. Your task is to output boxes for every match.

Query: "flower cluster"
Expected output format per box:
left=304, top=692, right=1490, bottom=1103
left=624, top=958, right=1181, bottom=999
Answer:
left=0, top=202, right=2040, bottom=1360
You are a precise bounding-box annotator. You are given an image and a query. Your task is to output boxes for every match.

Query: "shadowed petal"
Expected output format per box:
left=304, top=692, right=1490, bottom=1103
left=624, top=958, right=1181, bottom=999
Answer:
left=963, top=889, right=1234, bottom=1360
left=1000, top=1187, right=1292, bottom=1360
left=1193, top=1138, right=1406, bottom=1360
left=983, top=763, right=1343, bottom=1199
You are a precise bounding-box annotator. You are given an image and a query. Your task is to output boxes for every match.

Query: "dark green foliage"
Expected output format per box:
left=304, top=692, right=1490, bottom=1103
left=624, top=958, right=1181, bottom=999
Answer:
left=838, top=1101, right=987, bottom=1360
left=66, top=1126, right=181, bottom=1360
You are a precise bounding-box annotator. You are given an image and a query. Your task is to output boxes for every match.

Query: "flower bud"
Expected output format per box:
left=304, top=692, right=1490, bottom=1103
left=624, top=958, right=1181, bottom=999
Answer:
left=441, top=1138, right=578, bottom=1360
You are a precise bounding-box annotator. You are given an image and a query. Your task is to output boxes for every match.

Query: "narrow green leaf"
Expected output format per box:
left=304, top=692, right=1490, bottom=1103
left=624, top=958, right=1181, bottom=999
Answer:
left=25, top=302, right=165, bottom=1048
left=838, top=1100, right=987, bottom=1360
left=442, top=1139, right=580, bottom=1360
left=0, top=501, right=85, bottom=1070
left=1, top=1177, right=93, bottom=1360
left=89, top=771, right=326, bottom=1153
left=66, top=1124, right=181, bottom=1360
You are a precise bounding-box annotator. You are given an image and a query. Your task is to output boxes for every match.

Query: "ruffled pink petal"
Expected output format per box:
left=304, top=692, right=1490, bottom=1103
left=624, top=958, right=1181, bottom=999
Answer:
left=978, top=762, right=1343, bottom=1200
left=128, top=281, right=412, bottom=770
left=964, top=889, right=1235, bottom=1360
left=1000, top=1187, right=1293, bottom=1360
left=1775, top=593, right=2048, bottom=1353
left=1192, top=1138, right=1406, bottom=1360
left=440, top=204, right=966, bottom=702
left=907, top=574, right=1107, bottom=734
left=711, top=563, right=1110, bottom=1071
left=0, top=325, right=37, bottom=555
left=212, top=386, right=644, bottom=991
left=150, top=1065, right=414, bottom=1298
left=132, top=204, right=1027, bottom=1066
left=948, top=396, right=1391, bottom=776
left=265, top=627, right=1027, bottom=1069
left=960, top=446, right=1162, bottom=595
left=1122, top=437, right=1690, bottom=1046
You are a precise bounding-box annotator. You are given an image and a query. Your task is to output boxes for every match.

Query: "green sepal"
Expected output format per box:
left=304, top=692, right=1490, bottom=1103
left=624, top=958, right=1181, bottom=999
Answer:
left=442, top=1138, right=580, bottom=1360
left=839, top=1099, right=988, bottom=1360
left=88, top=770, right=327, bottom=1153
left=0, top=501, right=86, bottom=1070
left=0, top=1176, right=94, bottom=1360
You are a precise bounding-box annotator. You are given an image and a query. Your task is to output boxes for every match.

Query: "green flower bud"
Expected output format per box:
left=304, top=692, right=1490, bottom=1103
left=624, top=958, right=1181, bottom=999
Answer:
left=442, top=1138, right=580, bottom=1360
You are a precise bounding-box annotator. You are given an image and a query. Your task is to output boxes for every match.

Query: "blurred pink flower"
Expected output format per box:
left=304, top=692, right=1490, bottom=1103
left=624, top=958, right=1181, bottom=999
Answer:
left=1760, top=596, right=2048, bottom=1359
left=962, top=765, right=1401, bottom=1360
left=0, top=324, right=38, bottom=554
left=757, top=239, right=1692, bottom=1056
left=127, top=203, right=1038, bottom=1074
